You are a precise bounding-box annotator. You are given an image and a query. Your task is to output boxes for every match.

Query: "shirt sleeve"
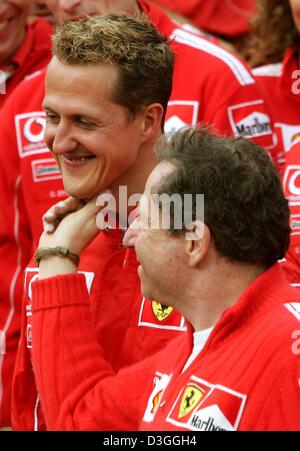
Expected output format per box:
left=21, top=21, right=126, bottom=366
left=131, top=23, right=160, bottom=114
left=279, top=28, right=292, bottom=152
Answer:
left=31, top=273, right=155, bottom=430
left=0, top=100, right=33, bottom=426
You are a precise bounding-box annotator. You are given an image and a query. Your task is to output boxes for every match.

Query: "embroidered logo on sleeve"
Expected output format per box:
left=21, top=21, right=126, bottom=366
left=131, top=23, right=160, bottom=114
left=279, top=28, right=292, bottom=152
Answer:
left=143, top=372, right=172, bottom=422
left=167, top=375, right=247, bottom=431
left=15, top=112, right=49, bottom=158
left=138, top=298, right=187, bottom=331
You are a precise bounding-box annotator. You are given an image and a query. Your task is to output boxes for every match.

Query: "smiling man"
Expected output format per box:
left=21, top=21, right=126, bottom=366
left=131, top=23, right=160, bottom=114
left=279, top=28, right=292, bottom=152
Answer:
left=11, top=12, right=174, bottom=430
left=0, top=0, right=52, bottom=108
left=28, top=127, right=300, bottom=431
left=43, top=55, right=161, bottom=201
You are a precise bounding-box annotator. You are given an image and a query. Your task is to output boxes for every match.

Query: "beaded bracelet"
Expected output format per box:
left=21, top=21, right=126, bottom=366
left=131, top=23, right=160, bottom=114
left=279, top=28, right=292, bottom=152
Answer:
left=35, top=246, right=80, bottom=267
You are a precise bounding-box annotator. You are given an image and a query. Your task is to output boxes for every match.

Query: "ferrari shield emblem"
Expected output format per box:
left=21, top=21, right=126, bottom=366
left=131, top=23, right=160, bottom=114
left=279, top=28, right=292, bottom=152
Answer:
left=178, top=384, right=205, bottom=418
left=151, top=301, right=173, bottom=321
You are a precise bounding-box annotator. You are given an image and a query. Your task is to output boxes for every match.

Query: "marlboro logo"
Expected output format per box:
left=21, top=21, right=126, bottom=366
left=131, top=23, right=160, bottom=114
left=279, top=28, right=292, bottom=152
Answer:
left=227, top=100, right=274, bottom=148
left=167, top=376, right=247, bottom=431
left=234, top=112, right=271, bottom=137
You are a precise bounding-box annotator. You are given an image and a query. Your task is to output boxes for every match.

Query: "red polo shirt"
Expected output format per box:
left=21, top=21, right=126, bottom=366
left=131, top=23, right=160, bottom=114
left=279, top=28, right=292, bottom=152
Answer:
left=0, top=18, right=52, bottom=109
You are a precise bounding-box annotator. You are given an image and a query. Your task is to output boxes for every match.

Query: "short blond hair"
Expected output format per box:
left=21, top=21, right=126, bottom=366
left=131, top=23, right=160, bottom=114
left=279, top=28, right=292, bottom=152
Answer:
left=52, top=13, right=174, bottom=124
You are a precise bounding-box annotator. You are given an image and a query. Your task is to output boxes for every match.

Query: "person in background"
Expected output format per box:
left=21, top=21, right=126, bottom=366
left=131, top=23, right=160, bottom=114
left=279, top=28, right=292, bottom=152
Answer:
left=29, top=126, right=300, bottom=431
left=11, top=9, right=175, bottom=431
left=281, top=139, right=300, bottom=282
left=0, top=0, right=275, bottom=429
left=249, top=0, right=300, bottom=281
left=28, top=0, right=55, bottom=24
left=152, top=0, right=256, bottom=54
left=0, top=0, right=52, bottom=109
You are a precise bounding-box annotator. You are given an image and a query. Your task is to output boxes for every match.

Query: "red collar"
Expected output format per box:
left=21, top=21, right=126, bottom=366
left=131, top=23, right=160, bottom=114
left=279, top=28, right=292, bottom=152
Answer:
left=185, top=263, right=298, bottom=352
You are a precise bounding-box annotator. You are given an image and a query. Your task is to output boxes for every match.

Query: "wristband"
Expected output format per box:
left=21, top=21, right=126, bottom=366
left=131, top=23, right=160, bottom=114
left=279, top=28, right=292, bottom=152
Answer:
left=35, top=246, right=80, bottom=267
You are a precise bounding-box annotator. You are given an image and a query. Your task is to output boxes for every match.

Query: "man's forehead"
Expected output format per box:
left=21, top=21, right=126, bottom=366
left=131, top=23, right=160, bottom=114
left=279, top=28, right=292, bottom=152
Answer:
left=146, top=161, right=175, bottom=194
left=44, top=56, right=118, bottom=95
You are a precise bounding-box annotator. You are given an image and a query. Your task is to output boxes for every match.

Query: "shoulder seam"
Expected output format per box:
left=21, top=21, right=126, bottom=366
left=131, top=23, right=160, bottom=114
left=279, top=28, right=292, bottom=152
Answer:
left=171, top=28, right=255, bottom=86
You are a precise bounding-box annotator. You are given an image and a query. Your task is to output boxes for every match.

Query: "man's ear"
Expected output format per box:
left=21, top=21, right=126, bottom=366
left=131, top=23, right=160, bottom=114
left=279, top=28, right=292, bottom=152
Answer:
left=184, top=221, right=211, bottom=267
left=140, top=103, right=164, bottom=141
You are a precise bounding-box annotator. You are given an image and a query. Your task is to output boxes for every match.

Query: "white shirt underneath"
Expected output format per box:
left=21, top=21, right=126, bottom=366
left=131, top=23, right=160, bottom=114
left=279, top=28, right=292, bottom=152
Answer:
left=182, top=327, right=213, bottom=372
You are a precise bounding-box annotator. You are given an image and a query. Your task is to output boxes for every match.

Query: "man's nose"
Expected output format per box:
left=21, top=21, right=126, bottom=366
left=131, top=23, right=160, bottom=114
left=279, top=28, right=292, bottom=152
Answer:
left=58, top=0, right=82, bottom=13
left=48, top=122, right=77, bottom=155
left=123, top=219, right=142, bottom=248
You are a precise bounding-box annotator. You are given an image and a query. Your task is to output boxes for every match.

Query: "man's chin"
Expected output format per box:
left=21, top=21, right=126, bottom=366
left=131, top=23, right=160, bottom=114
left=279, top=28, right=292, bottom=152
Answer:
left=140, top=284, right=154, bottom=302
left=64, top=185, right=96, bottom=202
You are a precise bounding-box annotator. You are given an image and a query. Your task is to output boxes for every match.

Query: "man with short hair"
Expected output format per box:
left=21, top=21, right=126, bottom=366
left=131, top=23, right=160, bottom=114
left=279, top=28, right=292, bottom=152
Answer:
left=0, top=0, right=52, bottom=108
left=11, top=11, right=175, bottom=430
left=29, top=126, right=300, bottom=431
left=1, top=0, right=276, bottom=429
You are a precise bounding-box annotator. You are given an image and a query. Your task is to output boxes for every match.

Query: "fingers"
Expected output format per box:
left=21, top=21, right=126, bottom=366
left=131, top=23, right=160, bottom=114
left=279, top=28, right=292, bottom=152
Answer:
left=42, top=197, right=80, bottom=233
left=43, top=221, right=55, bottom=234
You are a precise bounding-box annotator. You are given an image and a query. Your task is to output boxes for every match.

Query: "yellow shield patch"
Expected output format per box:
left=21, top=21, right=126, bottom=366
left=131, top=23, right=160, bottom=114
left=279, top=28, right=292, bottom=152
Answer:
left=151, top=301, right=173, bottom=321
left=178, top=384, right=205, bottom=418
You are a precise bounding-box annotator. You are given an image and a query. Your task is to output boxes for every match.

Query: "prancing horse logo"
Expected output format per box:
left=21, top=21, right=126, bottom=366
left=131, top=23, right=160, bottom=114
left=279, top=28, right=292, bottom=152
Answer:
left=151, top=301, right=173, bottom=321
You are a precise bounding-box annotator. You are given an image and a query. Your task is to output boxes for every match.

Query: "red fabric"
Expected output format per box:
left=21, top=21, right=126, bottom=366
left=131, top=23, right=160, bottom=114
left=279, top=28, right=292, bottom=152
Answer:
left=281, top=141, right=300, bottom=282
left=0, top=19, right=52, bottom=110
left=139, top=0, right=277, bottom=163
left=0, top=69, right=66, bottom=427
left=5, top=1, right=275, bottom=429
left=252, top=48, right=300, bottom=167
left=151, top=0, right=256, bottom=38
left=252, top=49, right=300, bottom=280
left=28, top=264, right=300, bottom=430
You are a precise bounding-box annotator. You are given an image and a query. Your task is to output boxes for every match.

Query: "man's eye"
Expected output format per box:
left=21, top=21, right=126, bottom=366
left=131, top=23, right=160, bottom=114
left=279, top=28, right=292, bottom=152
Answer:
left=77, top=118, right=96, bottom=128
left=45, top=113, right=59, bottom=122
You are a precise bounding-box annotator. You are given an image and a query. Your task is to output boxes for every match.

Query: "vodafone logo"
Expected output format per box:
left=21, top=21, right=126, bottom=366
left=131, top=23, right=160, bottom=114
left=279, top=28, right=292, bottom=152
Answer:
left=15, top=112, right=49, bottom=158
left=283, top=165, right=300, bottom=205
left=23, top=116, right=46, bottom=143
left=289, top=170, right=300, bottom=195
